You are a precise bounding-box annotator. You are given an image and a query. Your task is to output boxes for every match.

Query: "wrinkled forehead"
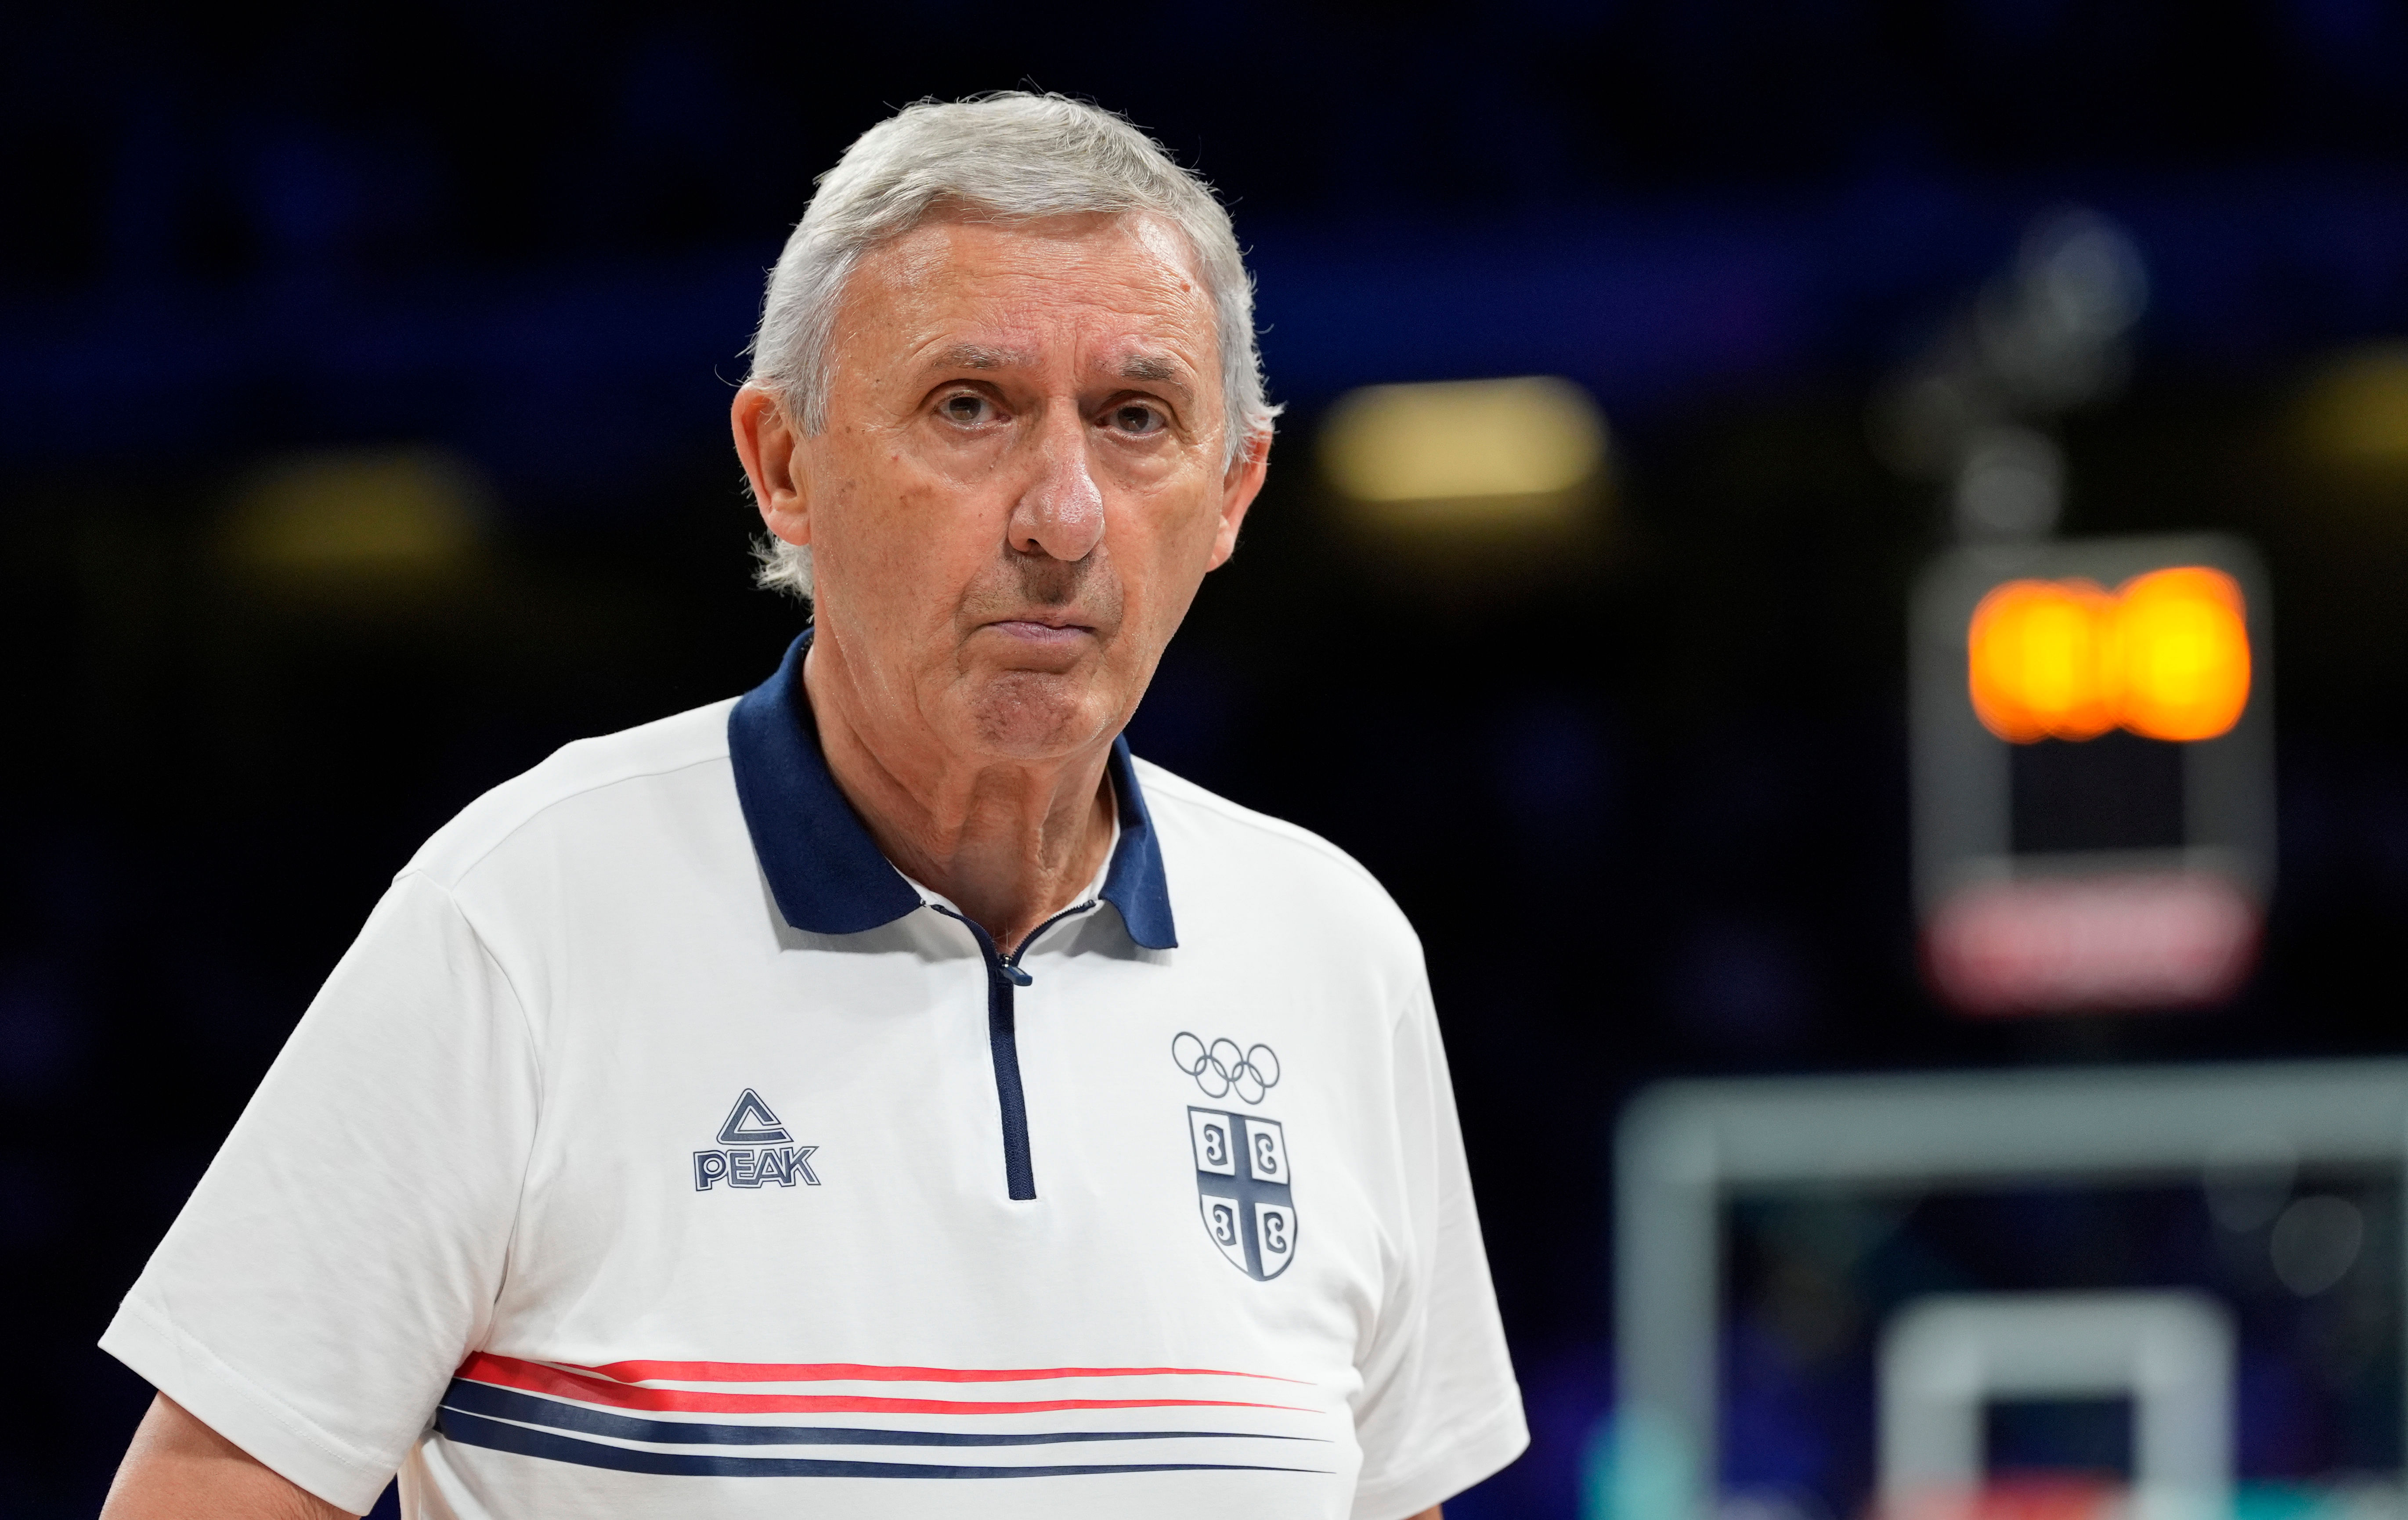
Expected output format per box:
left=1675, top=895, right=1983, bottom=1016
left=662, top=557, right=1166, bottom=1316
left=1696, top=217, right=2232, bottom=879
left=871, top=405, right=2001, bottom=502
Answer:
left=877, top=203, right=1202, bottom=285
left=834, top=209, right=1220, bottom=375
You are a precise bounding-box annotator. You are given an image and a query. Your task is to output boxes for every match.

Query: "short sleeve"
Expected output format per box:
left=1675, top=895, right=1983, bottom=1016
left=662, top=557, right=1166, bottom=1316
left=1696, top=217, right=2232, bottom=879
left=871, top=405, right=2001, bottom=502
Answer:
left=1349, top=977, right=1529, bottom=1520
left=99, top=870, right=541, bottom=1513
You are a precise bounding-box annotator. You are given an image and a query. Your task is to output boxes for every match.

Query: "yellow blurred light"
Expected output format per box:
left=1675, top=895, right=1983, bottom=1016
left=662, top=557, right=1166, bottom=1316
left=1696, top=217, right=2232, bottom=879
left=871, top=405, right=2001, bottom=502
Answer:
left=1320, top=376, right=1607, bottom=522
left=2299, top=343, right=2408, bottom=471
left=1966, top=567, right=2250, bottom=744
left=2114, top=566, right=2251, bottom=741
left=224, top=449, right=486, bottom=587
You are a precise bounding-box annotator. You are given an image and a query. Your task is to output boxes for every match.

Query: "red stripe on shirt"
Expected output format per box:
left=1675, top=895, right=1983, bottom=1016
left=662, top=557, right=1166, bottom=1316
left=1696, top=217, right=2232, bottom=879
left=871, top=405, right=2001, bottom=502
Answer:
left=571, top=1358, right=1306, bottom=1387
left=455, top=1354, right=1314, bottom=1416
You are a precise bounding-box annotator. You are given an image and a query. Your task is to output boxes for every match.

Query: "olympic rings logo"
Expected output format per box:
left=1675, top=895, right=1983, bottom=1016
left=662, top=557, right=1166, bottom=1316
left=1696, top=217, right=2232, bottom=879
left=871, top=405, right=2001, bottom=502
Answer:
left=1171, top=1033, right=1281, bottom=1105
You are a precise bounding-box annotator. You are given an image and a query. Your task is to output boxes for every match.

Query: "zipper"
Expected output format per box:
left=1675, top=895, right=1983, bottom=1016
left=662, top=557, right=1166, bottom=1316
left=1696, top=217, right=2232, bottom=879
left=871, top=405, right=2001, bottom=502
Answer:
left=927, top=899, right=1097, bottom=1201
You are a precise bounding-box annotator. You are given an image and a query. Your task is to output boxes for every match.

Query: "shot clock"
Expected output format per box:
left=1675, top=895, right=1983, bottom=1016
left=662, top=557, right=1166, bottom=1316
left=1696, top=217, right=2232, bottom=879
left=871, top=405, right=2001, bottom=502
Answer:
left=1910, top=535, right=2273, bottom=1015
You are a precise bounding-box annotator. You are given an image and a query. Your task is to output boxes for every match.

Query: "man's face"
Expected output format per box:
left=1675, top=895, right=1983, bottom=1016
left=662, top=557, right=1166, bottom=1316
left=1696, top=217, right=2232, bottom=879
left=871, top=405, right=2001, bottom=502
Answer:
left=768, top=211, right=1265, bottom=764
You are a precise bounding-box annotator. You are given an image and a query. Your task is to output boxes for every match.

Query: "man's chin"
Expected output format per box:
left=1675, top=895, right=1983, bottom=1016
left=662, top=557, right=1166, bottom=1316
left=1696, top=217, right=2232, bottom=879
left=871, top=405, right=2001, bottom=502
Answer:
left=958, top=670, right=1123, bottom=762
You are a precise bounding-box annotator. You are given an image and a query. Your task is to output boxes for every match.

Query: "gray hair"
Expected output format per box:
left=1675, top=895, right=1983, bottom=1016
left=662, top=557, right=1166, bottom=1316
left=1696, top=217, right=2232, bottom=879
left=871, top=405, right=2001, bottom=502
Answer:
left=744, top=92, right=1279, bottom=602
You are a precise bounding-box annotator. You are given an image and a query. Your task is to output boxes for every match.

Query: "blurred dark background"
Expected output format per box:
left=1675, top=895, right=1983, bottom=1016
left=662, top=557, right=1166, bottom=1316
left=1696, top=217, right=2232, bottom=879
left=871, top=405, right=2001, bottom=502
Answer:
left=7, top=3, right=2408, bottom=1515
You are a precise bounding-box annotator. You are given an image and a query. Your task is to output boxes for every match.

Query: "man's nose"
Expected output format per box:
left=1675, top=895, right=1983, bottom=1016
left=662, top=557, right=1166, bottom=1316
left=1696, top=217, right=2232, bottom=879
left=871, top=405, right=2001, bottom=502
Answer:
left=1007, top=411, right=1107, bottom=563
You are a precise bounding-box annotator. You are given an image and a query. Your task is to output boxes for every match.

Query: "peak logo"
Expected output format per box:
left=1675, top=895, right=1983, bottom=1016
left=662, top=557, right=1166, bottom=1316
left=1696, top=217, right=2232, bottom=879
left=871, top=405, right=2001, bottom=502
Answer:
left=693, top=1088, right=820, bottom=1191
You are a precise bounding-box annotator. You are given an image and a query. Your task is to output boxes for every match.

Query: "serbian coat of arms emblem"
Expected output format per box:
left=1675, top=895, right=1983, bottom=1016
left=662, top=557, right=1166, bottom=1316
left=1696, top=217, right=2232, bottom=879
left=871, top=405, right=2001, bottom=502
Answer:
left=1188, top=1106, right=1297, bottom=1280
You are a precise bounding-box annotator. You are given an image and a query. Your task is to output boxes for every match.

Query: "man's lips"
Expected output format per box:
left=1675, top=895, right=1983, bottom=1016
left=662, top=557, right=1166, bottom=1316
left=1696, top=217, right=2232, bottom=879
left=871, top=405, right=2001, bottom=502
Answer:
left=982, top=617, right=1097, bottom=645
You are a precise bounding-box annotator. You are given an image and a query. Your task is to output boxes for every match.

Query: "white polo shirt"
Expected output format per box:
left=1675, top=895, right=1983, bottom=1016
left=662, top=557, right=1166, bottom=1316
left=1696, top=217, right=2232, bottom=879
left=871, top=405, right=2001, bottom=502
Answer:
left=100, top=632, right=1526, bottom=1520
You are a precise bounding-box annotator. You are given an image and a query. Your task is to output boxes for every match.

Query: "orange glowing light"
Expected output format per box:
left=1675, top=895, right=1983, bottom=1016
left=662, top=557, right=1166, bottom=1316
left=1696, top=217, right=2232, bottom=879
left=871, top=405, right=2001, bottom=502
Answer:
left=2113, top=567, right=2253, bottom=740
left=1967, top=579, right=2123, bottom=742
left=1966, top=567, right=2250, bottom=743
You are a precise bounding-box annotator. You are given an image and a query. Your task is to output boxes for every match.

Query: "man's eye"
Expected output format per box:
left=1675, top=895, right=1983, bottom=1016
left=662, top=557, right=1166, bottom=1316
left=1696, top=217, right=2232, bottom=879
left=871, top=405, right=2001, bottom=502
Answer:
left=1109, top=403, right=1164, bottom=436
left=939, top=393, right=992, bottom=425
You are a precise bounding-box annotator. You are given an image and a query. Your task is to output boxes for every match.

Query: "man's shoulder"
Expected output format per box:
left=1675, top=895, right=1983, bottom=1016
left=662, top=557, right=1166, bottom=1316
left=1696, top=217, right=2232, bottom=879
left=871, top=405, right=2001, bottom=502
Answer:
left=1130, top=756, right=1418, bottom=945
left=404, top=699, right=740, bottom=888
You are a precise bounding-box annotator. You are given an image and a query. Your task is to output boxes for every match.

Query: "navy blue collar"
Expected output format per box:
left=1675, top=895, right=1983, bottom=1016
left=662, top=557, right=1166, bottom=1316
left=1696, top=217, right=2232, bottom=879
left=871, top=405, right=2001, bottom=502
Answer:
left=727, top=630, right=1177, bottom=950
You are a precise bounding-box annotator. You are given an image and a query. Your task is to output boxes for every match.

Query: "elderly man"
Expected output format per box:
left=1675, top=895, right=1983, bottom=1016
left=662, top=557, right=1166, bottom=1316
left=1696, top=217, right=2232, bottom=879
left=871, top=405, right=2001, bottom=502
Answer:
left=98, top=94, right=1525, bottom=1519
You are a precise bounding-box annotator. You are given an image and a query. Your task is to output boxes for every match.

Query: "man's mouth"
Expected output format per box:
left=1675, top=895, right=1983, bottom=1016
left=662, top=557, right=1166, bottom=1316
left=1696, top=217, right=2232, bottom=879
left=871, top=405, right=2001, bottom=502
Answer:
left=983, top=616, right=1096, bottom=645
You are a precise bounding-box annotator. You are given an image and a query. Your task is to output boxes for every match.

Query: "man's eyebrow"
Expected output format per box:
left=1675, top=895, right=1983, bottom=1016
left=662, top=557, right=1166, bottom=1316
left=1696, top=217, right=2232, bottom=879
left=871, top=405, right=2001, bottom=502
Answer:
left=933, top=343, right=1033, bottom=371
left=1118, top=353, right=1184, bottom=384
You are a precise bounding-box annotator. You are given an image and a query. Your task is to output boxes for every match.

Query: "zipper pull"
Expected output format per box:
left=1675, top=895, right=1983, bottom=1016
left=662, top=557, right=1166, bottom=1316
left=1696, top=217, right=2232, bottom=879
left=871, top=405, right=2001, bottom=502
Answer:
left=999, top=963, right=1034, bottom=988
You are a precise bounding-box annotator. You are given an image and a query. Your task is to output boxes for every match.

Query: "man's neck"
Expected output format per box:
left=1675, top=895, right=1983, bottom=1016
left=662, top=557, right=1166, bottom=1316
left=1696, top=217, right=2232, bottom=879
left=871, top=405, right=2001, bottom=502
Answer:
left=801, top=638, right=1117, bottom=956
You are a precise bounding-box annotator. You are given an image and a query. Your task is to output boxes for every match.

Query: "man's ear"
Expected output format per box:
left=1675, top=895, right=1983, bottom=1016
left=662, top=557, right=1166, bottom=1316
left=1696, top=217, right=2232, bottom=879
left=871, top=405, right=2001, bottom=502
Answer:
left=1206, top=429, right=1271, bottom=571
left=733, top=384, right=810, bottom=547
